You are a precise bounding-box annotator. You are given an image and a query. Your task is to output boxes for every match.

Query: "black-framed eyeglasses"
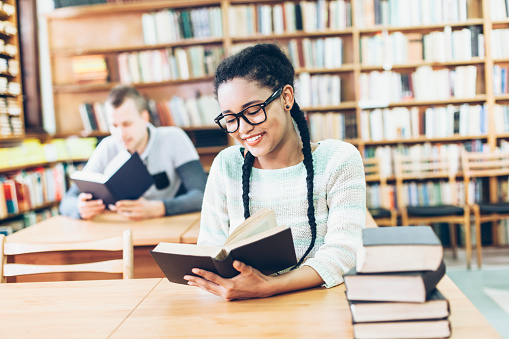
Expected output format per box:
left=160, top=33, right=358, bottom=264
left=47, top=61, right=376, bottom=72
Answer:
left=214, top=87, right=284, bottom=133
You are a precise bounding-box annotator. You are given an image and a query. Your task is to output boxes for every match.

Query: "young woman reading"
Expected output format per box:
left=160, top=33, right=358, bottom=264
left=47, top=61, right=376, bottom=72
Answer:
left=184, top=43, right=366, bottom=300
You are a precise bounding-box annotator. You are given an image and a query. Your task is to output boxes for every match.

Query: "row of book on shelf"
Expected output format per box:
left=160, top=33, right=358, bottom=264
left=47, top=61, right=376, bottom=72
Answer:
left=141, top=6, right=223, bottom=45
left=0, top=163, right=67, bottom=219
left=71, top=46, right=224, bottom=85
left=79, top=94, right=221, bottom=133
left=491, top=29, right=509, bottom=59
left=228, top=0, right=352, bottom=37
left=490, top=0, right=509, bottom=20
left=360, top=103, right=489, bottom=142
left=363, top=140, right=489, bottom=178
left=359, top=65, right=478, bottom=105
left=346, top=226, right=449, bottom=339
left=308, top=112, right=357, bottom=142
left=357, top=0, right=474, bottom=28
left=0, top=138, right=97, bottom=169
left=0, top=206, right=58, bottom=236
left=360, top=26, right=484, bottom=66
left=0, top=97, right=22, bottom=137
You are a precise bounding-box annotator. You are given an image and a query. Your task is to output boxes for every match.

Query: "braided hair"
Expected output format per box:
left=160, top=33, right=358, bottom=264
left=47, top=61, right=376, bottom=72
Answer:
left=214, top=43, right=317, bottom=267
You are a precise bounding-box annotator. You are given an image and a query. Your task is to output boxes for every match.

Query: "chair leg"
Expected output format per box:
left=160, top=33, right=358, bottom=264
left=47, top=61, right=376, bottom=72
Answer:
left=463, top=211, right=472, bottom=270
left=448, top=223, right=458, bottom=259
left=473, top=206, right=482, bottom=269
left=491, top=220, right=498, bottom=246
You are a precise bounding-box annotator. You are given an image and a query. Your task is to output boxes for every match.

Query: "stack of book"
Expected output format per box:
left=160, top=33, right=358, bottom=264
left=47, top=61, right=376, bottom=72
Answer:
left=345, top=226, right=451, bottom=339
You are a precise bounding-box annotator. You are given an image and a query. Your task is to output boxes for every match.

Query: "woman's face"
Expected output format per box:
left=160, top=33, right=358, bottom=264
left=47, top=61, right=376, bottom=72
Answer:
left=217, top=78, right=294, bottom=159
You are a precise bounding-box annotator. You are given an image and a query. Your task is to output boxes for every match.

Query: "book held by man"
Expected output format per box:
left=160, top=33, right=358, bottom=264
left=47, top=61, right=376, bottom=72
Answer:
left=151, top=208, right=297, bottom=284
left=356, top=226, right=443, bottom=273
left=70, top=152, right=154, bottom=206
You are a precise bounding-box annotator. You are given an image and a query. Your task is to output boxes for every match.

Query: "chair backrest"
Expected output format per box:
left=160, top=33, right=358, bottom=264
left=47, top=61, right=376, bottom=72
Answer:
left=462, top=150, right=509, bottom=204
left=394, top=154, right=457, bottom=208
left=0, top=229, right=133, bottom=283
left=363, top=157, right=386, bottom=185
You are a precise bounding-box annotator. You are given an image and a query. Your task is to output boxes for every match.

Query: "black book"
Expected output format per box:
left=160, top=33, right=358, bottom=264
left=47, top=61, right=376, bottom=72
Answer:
left=151, top=209, right=297, bottom=285
left=71, top=152, right=154, bottom=206
left=349, top=289, right=450, bottom=323
left=295, top=4, right=303, bottom=31
left=470, top=25, right=480, bottom=58
left=356, top=226, right=443, bottom=273
left=345, top=261, right=446, bottom=303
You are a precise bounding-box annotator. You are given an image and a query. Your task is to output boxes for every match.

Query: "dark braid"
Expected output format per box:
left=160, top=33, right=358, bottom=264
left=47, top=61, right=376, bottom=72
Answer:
left=214, top=43, right=317, bottom=267
left=241, top=151, right=255, bottom=219
left=290, top=102, right=317, bottom=266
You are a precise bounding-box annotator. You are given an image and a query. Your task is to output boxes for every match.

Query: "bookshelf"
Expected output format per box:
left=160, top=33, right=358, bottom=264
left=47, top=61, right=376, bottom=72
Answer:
left=45, top=0, right=509, bottom=237
left=0, top=0, right=23, bottom=140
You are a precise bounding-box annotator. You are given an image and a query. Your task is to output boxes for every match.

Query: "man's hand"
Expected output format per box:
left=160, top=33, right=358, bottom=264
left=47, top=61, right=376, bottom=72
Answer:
left=112, top=197, right=165, bottom=221
left=77, top=193, right=105, bottom=220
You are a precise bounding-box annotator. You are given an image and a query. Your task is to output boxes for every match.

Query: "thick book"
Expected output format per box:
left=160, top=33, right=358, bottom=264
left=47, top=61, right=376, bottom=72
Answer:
left=70, top=152, right=154, bottom=206
left=349, top=289, right=450, bottom=323
left=353, top=319, right=451, bottom=339
left=151, top=208, right=297, bottom=285
left=344, top=261, right=446, bottom=303
left=356, top=226, right=443, bottom=273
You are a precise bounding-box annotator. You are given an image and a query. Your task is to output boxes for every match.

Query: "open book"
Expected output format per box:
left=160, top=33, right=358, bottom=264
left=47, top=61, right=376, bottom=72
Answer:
left=151, top=208, right=297, bottom=284
left=70, top=152, right=154, bottom=206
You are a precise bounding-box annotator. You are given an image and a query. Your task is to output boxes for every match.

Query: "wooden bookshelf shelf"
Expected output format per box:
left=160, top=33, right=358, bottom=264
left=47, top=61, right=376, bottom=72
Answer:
left=46, top=0, right=223, bottom=19
left=0, top=201, right=61, bottom=223
left=0, top=159, right=88, bottom=174
left=51, top=37, right=224, bottom=57
left=363, top=135, right=489, bottom=146
left=231, top=29, right=355, bottom=43
left=0, top=52, right=15, bottom=59
left=296, top=65, right=356, bottom=74
left=53, top=76, right=215, bottom=93
left=495, top=94, right=509, bottom=102
left=302, top=102, right=357, bottom=112
left=493, top=58, right=509, bottom=64
left=360, top=58, right=486, bottom=72
left=358, top=19, right=485, bottom=34
left=359, top=96, right=487, bottom=109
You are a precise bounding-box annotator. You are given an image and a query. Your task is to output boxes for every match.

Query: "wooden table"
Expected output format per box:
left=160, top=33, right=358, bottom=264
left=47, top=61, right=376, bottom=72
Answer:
left=0, top=276, right=501, bottom=338
left=5, top=212, right=201, bottom=282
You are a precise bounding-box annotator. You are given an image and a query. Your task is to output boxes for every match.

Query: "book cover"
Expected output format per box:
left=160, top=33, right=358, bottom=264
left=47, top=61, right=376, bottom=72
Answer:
left=71, top=152, right=154, bottom=206
left=353, top=319, right=451, bottom=339
left=356, top=226, right=443, bottom=273
left=151, top=209, right=297, bottom=284
left=349, top=289, right=450, bottom=323
left=345, top=261, right=446, bottom=303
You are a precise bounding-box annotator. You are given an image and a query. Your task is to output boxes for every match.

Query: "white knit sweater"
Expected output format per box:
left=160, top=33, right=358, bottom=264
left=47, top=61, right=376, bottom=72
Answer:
left=198, top=139, right=366, bottom=287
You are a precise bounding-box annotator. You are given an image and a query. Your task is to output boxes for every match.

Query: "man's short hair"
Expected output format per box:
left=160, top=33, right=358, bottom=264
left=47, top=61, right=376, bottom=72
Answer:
left=107, top=85, right=149, bottom=114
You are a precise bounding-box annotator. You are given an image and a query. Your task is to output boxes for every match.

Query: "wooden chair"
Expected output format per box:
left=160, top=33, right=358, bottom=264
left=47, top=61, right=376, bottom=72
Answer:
left=394, top=154, right=472, bottom=268
left=0, top=230, right=133, bottom=283
left=364, top=157, right=398, bottom=227
left=462, top=150, right=509, bottom=269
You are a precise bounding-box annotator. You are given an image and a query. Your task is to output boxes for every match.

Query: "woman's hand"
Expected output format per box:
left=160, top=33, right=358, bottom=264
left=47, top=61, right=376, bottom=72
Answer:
left=183, top=260, right=276, bottom=301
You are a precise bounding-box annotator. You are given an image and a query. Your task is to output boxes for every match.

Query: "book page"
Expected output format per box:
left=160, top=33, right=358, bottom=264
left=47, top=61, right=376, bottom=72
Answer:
left=224, top=208, right=277, bottom=246
left=103, top=150, right=131, bottom=178
left=153, top=242, right=221, bottom=257
left=224, top=225, right=289, bottom=252
left=70, top=170, right=107, bottom=183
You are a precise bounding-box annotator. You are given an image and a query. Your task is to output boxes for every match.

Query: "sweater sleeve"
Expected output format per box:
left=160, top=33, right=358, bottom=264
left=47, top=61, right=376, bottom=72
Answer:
left=197, top=151, right=230, bottom=247
left=302, top=144, right=366, bottom=288
left=162, top=160, right=206, bottom=215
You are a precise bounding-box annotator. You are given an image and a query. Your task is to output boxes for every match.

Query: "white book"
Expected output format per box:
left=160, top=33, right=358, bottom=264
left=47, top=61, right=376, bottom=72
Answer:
left=273, top=4, right=284, bottom=34
left=185, top=98, right=202, bottom=126
left=410, top=106, right=420, bottom=138
left=361, top=110, right=371, bottom=140
left=284, top=2, right=296, bottom=33
left=142, top=13, right=157, bottom=45
left=370, top=109, right=384, bottom=141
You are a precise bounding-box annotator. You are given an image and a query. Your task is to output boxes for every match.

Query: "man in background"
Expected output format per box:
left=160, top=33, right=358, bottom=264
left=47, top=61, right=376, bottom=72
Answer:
left=59, top=85, right=207, bottom=220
